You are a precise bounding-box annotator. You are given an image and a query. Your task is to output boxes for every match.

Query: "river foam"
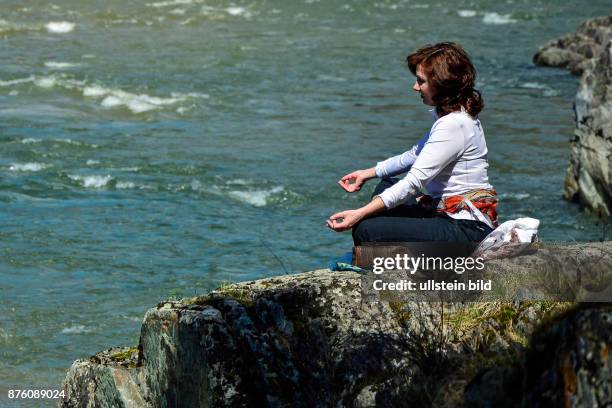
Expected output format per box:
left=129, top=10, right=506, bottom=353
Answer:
left=190, top=178, right=295, bottom=207
left=228, top=186, right=284, bottom=207
left=521, top=82, right=559, bottom=97
left=148, top=0, right=197, bottom=7
left=0, top=74, right=207, bottom=114
left=482, top=12, right=516, bottom=25
left=458, top=10, right=477, bottom=17
left=44, top=61, right=82, bottom=69
left=61, top=325, right=91, bottom=334
left=68, top=174, right=113, bottom=188
left=45, top=21, right=75, bottom=33
left=9, top=163, right=49, bottom=172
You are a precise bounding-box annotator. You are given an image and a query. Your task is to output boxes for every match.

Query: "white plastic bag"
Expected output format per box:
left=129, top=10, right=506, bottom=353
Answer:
left=473, top=217, right=539, bottom=260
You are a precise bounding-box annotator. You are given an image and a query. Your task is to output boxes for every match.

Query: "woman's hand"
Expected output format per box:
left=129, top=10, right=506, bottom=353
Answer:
left=338, top=168, right=376, bottom=193
left=327, top=197, right=386, bottom=232
left=326, top=209, right=365, bottom=232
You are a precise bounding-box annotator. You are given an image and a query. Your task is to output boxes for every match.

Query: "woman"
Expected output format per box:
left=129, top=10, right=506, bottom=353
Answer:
left=326, top=42, right=498, bottom=244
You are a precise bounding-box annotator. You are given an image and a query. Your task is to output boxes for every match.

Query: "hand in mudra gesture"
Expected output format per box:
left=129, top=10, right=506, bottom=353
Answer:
left=338, top=168, right=376, bottom=193
left=326, top=209, right=364, bottom=232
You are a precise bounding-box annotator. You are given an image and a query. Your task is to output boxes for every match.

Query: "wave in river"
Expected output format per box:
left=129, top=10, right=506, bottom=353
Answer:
left=68, top=174, right=113, bottom=188
left=61, top=325, right=92, bottom=334
left=191, top=179, right=301, bottom=207
left=9, top=163, right=49, bottom=172
left=45, top=21, right=75, bottom=33
left=0, top=19, right=75, bottom=36
left=44, top=61, right=82, bottom=69
left=482, top=12, right=517, bottom=25
left=457, top=10, right=518, bottom=25
left=0, top=74, right=208, bottom=114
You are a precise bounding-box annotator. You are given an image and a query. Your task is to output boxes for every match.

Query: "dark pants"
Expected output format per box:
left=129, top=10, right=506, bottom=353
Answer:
left=352, top=178, right=494, bottom=245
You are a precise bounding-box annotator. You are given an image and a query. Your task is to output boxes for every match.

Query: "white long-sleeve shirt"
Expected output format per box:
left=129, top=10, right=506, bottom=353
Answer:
left=374, top=109, right=493, bottom=220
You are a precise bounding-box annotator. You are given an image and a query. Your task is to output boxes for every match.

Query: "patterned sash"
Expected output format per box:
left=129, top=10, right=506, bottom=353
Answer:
left=440, top=189, right=499, bottom=227
left=419, top=189, right=499, bottom=228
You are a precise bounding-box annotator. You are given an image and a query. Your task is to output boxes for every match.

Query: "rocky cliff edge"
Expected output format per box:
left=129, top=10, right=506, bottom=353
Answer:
left=60, top=242, right=612, bottom=407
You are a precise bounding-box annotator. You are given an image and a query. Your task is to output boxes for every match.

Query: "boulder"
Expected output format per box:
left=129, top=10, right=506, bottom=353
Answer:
left=533, top=16, right=611, bottom=75
left=564, top=38, right=612, bottom=216
left=60, top=242, right=612, bottom=407
left=61, top=271, right=416, bottom=407
left=534, top=16, right=612, bottom=217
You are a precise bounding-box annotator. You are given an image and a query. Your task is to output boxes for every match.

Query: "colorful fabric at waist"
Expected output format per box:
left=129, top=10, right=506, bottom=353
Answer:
left=419, top=189, right=499, bottom=227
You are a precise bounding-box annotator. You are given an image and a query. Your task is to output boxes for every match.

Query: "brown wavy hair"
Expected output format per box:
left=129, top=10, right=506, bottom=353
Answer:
left=407, top=42, right=483, bottom=117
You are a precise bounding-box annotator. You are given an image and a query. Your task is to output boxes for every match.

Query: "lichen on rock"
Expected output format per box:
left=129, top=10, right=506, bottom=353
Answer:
left=60, top=243, right=612, bottom=407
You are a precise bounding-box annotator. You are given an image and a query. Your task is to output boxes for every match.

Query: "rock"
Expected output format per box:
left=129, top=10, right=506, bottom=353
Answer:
left=465, top=304, right=612, bottom=407
left=534, top=16, right=612, bottom=216
left=564, top=39, right=612, bottom=216
left=522, top=304, right=612, bottom=407
left=61, top=271, right=417, bottom=407
left=61, top=347, right=146, bottom=408
left=534, top=48, right=588, bottom=76
left=60, top=243, right=612, bottom=407
left=533, top=16, right=611, bottom=75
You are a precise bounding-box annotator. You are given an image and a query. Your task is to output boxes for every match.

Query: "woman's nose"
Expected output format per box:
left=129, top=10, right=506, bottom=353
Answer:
left=412, top=81, right=419, bottom=92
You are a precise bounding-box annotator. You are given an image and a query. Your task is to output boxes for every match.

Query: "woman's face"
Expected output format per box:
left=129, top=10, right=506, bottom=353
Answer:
left=413, top=66, right=435, bottom=106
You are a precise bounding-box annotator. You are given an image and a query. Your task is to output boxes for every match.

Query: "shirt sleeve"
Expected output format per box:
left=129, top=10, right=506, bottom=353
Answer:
left=377, top=118, right=465, bottom=209
left=374, top=133, right=428, bottom=178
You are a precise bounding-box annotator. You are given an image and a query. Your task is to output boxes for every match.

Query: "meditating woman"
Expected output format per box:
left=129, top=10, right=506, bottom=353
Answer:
left=326, top=42, right=498, bottom=244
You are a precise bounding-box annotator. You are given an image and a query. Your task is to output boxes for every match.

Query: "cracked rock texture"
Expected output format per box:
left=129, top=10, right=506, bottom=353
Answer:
left=61, top=271, right=416, bottom=407
left=60, top=243, right=612, bottom=407
left=535, top=16, right=612, bottom=216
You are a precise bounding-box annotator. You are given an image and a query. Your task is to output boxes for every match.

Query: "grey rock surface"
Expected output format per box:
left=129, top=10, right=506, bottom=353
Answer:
left=61, top=347, right=146, bottom=408
left=61, top=271, right=416, bottom=407
left=60, top=243, right=612, bottom=407
left=533, top=16, right=611, bottom=75
left=534, top=16, right=612, bottom=216
left=564, top=38, right=612, bottom=216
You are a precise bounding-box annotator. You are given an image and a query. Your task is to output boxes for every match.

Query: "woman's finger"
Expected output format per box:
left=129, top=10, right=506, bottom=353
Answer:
left=338, top=180, right=361, bottom=192
left=329, top=219, right=348, bottom=231
left=329, top=211, right=348, bottom=221
left=338, top=178, right=353, bottom=187
left=340, top=171, right=358, bottom=181
left=328, top=210, right=356, bottom=232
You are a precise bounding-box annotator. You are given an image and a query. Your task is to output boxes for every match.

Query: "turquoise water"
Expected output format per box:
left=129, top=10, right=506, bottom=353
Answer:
left=1, top=0, right=610, bottom=405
